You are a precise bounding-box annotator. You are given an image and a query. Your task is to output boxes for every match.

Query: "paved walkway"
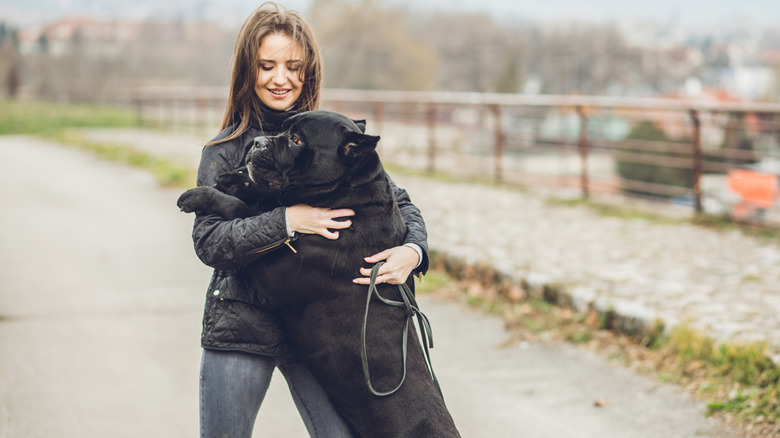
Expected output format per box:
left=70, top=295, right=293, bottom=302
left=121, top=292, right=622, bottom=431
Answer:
left=83, top=128, right=780, bottom=362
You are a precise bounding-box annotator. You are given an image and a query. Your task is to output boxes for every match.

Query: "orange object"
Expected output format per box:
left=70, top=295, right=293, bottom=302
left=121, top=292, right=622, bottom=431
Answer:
left=727, top=169, right=778, bottom=209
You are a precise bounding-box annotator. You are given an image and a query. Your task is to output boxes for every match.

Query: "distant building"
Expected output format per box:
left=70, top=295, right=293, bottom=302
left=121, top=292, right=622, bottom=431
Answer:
left=17, top=17, right=223, bottom=57
left=18, top=17, right=144, bottom=56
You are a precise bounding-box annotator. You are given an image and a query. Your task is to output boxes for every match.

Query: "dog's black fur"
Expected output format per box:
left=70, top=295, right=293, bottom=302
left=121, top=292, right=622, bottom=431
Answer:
left=178, top=110, right=459, bottom=437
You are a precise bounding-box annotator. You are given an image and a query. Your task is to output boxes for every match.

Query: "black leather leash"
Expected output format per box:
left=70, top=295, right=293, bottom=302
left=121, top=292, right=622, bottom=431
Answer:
left=361, top=262, right=443, bottom=398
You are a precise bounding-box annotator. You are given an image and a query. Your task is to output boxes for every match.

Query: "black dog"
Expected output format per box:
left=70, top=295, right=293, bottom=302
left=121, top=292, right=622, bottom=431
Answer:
left=178, top=110, right=459, bottom=437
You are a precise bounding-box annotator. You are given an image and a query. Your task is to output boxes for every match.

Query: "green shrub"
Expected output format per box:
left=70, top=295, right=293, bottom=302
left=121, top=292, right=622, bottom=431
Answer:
left=615, top=120, right=694, bottom=199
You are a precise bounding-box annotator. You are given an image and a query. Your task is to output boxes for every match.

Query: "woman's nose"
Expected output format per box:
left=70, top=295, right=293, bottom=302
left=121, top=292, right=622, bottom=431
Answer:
left=273, top=67, right=287, bottom=85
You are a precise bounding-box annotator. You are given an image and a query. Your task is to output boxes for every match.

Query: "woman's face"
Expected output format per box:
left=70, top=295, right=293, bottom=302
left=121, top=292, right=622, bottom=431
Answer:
left=255, top=33, right=305, bottom=111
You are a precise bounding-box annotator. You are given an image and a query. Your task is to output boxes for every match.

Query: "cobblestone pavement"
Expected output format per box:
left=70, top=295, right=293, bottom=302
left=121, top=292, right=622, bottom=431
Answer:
left=84, top=128, right=780, bottom=362
left=396, top=176, right=780, bottom=359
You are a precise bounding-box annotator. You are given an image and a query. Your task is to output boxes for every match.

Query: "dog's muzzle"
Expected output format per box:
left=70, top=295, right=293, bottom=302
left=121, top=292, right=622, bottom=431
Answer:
left=248, top=137, right=283, bottom=189
left=249, top=136, right=271, bottom=162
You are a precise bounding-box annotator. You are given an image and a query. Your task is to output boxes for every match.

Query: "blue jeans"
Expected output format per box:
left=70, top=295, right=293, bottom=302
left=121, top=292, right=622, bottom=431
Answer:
left=200, top=349, right=353, bottom=438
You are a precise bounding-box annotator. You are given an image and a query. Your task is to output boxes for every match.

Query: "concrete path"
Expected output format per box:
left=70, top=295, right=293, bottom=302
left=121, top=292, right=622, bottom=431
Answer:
left=0, top=135, right=740, bottom=437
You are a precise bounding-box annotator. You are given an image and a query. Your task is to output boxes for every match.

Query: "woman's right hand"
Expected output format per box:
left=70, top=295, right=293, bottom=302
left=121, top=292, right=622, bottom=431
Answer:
left=287, top=204, right=355, bottom=240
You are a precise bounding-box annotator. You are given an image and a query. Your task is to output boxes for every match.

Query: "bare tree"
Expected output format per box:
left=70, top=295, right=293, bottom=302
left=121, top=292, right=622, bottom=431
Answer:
left=310, top=0, right=437, bottom=91
left=406, top=11, right=525, bottom=93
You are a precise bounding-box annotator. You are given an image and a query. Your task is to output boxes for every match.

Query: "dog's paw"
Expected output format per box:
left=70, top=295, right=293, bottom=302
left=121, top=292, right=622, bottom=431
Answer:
left=177, top=186, right=252, bottom=219
left=176, top=187, right=213, bottom=214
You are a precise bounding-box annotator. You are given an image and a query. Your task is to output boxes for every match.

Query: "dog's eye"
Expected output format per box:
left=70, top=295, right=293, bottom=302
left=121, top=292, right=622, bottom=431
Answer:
left=291, top=134, right=303, bottom=145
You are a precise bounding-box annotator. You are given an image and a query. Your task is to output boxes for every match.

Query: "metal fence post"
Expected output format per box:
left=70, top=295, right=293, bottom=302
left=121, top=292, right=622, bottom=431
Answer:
left=134, top=96, right=144, bottom=127
left=426, top=103, right=436, bottom=173
left=373, top=101, right=384, bottom=134
left=689, top=109, right=704, bottom=215
left=491, top=104, right=504, bottom=184
left=577, top=105, right=590, bottom=199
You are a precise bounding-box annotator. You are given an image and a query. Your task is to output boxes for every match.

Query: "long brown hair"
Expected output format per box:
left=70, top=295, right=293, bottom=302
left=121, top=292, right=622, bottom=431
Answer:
left=211, top=2, right=322, bottom=144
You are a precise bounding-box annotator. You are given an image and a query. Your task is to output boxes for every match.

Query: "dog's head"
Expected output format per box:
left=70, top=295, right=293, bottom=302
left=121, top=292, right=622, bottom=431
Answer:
left=247, top=110, right=380, bottom=204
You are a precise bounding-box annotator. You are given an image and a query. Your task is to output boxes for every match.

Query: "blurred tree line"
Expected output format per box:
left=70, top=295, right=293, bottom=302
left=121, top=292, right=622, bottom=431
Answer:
left=309, top=0, right=653, bottom=94
left=0, top=19, right=234, bottom=101
left=0, top=0, right=774, bottom=100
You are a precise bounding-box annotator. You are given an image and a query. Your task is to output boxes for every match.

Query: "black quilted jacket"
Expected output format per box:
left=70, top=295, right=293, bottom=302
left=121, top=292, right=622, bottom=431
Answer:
left=191, top=121, right=430, bottom=356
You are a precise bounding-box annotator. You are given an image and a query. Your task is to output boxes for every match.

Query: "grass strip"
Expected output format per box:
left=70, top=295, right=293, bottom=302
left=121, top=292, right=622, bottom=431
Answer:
left=0, top=99, right=137, bottom=136
left=51, top=130, right=197, bottom=188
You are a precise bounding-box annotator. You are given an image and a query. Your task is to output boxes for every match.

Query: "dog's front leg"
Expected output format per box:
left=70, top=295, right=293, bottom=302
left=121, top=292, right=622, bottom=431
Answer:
left=177, top=186, right=252, bottom=219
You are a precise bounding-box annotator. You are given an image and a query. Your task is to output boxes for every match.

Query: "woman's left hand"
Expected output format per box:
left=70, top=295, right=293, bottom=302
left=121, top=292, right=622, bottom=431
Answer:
left=353, top=246, right=420, bottom=285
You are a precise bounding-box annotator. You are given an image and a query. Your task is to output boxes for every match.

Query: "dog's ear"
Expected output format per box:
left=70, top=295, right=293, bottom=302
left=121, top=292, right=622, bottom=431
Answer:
left=352, top=119, right=367, bottom=133
left=340, top=131, right=380, bottom=163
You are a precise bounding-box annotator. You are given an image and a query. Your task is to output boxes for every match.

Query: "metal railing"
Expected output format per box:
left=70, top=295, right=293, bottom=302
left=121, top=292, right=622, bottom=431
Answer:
left=130, top=87, right=780, bottom=224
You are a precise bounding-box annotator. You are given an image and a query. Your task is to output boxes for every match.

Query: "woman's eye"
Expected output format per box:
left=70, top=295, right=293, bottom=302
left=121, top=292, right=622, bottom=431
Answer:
left=259, top=63, right=273, bottom=71
left=287, top=62, right=303, bottom=72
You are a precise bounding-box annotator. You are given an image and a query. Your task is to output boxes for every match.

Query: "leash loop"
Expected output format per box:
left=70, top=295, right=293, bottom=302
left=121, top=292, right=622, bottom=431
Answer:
left=360, top=262, right=442, bottom=398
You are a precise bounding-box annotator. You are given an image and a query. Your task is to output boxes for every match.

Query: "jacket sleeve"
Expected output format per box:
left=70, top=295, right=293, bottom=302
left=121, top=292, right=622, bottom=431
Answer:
left=191, top=141, right=291, bottom=271
left=387, top=174, right=430, bottom=275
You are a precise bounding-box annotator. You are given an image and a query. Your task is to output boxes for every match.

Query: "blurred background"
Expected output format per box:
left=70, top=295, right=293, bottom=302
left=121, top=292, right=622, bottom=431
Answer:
left=2, top=0, right=780, bottom=223
left=2, top=0, right=778, bottom=98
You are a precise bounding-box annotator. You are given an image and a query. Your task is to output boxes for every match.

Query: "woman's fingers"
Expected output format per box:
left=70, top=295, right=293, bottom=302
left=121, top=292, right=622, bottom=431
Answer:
left=353, top=246, right=418, bottom=285
left=287, top=205, right=354, bottom=239
left=319, top=208, right=353, bottom=239
left=327, top=208, right=356, bottom=220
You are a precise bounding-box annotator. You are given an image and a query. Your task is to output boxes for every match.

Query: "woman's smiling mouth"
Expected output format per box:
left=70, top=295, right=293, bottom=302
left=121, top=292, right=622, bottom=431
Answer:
left=268, top=88, right=291, bottom=98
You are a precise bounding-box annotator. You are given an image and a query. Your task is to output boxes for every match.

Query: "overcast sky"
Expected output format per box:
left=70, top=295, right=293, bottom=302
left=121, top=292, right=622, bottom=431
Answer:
left=2, top=0, right=779, bottom=28
left=394, top=0, right=780, bottom=26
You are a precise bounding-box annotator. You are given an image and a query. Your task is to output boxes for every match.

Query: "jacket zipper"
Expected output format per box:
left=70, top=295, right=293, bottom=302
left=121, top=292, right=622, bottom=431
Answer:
left=252, top=237, right=297, bottom=255
left=284, top=240, right=297, bottom=253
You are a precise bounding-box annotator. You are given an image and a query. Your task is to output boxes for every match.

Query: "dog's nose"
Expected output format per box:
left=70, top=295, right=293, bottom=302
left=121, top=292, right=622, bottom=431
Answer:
left=253, top=136, right=270, bottom=152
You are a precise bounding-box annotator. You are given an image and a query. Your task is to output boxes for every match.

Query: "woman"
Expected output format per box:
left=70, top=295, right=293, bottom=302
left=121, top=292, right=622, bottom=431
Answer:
left=191, top=3, right=429, bottom=437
